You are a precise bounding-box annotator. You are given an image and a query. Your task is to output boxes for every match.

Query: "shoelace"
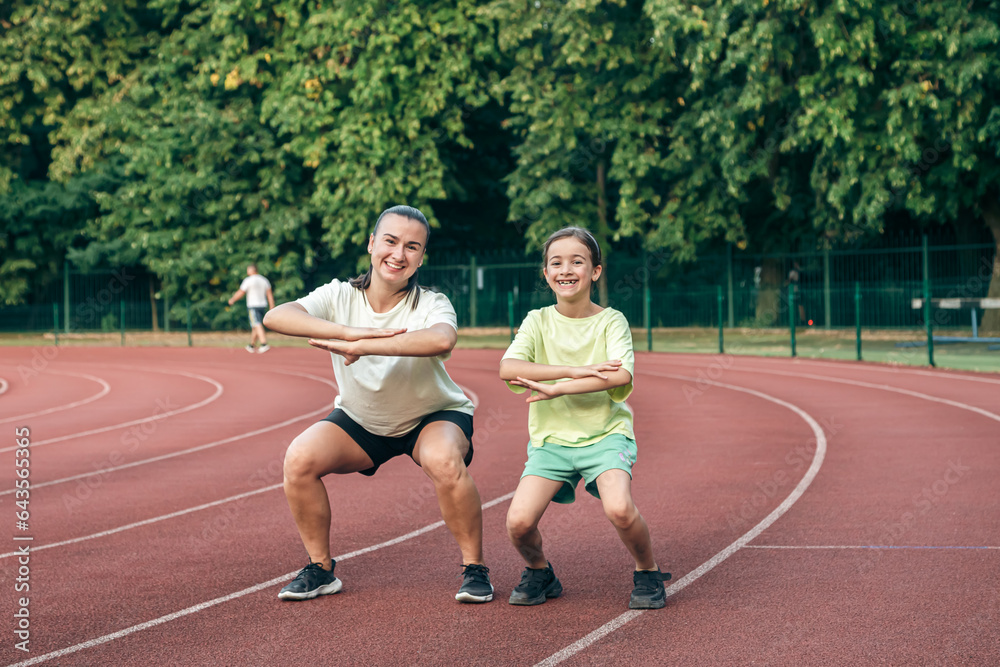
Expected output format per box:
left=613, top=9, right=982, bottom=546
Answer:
left=461, top=564, right=490, bottom=582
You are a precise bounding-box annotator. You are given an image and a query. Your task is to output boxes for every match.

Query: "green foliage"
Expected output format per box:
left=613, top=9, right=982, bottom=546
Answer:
left=1, top=0, right=998, bottom=313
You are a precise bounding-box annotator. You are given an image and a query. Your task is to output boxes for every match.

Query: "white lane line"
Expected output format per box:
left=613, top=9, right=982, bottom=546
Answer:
left=746, top=545, right=1000, bottom=550
left=669, top=362, right=1000, bottom=424
left=7, top=491, right=516, bottom=667
left=0, top=371, right=111, bottom=424
left=0, top=369, right=225, bottom=453
left=0, top=371, right=335, bottom=497
left=0, top=484, right=283, bottom=558
left=655, top=354, right=1000, bottom=385
left=535, top=371, right=828, bottom=667
left=0, top=377, right=8, bottom=396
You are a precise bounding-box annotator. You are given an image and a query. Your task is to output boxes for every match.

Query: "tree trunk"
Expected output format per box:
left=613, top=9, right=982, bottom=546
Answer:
left=980, top=195, right=1000, bottom=333
left=149, top=279, right=160, bottom=332
left=596, top=160, right=610, bottom=307
left=755, top=258, right=783, bottom=326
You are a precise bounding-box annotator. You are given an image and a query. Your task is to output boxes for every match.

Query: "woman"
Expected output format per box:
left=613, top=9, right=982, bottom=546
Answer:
left=263, top=205, right=492, bottom=603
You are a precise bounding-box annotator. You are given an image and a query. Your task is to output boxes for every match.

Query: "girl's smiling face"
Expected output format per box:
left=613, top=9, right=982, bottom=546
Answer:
left=543, top=236, right=602, bottom=301
left=367, top=213, right=427, bottom=286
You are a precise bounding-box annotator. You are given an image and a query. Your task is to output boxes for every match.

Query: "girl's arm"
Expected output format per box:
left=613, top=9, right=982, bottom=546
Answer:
left=308, top=322, right=456, bottom=364
left=509, top=368, right=632, bottom=403
left=499, top=358, right=623, bottom=382
left=262, top=302, right=405, bottom=341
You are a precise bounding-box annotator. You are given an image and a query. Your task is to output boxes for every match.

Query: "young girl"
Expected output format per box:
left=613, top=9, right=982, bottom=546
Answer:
left=499, top=226, right=669, bottom=609
left=263, top=205, right=493, bottom=604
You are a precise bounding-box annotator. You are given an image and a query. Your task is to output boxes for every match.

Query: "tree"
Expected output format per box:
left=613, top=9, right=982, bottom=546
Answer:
left=0, top=0, right=151, bottom=304
left=644, top=0, right=1000, bottom=328
left=482, top=0, right=678, bottom=304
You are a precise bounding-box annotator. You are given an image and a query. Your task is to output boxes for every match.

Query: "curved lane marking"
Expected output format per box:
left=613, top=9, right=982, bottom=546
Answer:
left=0, top=484, right=283, bottom=559
left=0, top=378, right=8, bottom=396
left=0, top=370, right=335, bottom=497
left=0, top=368, right=224, bottom=453
left=647, top=354, right=1000, bottom=386
left=661, top=361, right=1000, bottom=424
left=534, top=371, right=828, bottom=667
left=0, top=371, right=111, bottom=425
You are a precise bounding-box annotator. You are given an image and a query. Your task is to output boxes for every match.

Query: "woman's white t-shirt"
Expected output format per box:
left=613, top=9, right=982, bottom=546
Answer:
left=297, top=279, right=474, bottom=437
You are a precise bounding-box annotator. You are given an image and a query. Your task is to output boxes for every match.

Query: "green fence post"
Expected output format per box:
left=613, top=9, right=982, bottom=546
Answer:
left=63, top=260, right=70, bottom=333
left=186, top=300, right=193, bottom=347
left=922, top=235, right=934, bottom=367
left=717, top=285, right=724, bottom=354
left=120, top=298, right=126, bottom=346
left=726, top=243, right=735, bottom=328
left=53, top=303, right=59, bottom=346
left=164, top=287, right=170, bottom=333
left=823, top=248, right=831, bottom=329
left=507, top=291, right=515, bottom=343
left=789, top=287, right=797, bottom=357
left=644, top=284, right=652, bottom=352
left=469, top=255, right=478, bottom=328
left=855, top=282, right=862, bottom=361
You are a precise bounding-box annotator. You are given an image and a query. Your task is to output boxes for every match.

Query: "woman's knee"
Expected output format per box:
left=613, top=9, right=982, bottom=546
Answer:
left=420, top=446, right=464, bottom=485
left=283, top=438, right=321, bottom=481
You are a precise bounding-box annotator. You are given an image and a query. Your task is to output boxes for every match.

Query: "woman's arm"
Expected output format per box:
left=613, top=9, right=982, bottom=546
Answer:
left=262, top=302, right=405, bottom=340
left=508, top=368, right=632, bottom=403
left=308, top=322, right=456, bottom=364
left=499, top=358, right=623, bottom=382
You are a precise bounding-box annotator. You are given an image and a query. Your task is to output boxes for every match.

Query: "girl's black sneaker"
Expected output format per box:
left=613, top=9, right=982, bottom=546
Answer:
left=509, top=563, right=563, bottom=606
left=629, top=569, right=670, bottom=609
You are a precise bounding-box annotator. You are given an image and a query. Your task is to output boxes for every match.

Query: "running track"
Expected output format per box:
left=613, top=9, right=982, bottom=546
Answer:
left=0, top=346, right=997, bottom=666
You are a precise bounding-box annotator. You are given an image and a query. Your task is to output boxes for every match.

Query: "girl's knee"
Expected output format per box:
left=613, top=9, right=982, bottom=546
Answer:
left=603, top=500, right=638, bottom=529
left=506, top=511, right=537, bottom=540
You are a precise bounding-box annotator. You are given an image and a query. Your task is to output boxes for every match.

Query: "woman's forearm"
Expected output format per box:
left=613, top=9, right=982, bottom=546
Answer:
left=263, top=302, right=349, bottom=339
left=348, top=324, right=455, bottom=358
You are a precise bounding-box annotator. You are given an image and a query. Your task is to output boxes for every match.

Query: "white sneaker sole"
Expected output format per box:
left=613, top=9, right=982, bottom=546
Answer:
left=455, top=585, right=494, bottom=603
left=278, top=577, right=343, bottom=601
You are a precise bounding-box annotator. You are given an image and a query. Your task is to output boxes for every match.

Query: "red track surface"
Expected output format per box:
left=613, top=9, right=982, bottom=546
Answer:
left=0, top=346, right=997, bottom=666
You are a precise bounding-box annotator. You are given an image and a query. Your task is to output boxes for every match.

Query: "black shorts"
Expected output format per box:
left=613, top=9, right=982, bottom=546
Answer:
left=321, top=408, right=474, bottom=476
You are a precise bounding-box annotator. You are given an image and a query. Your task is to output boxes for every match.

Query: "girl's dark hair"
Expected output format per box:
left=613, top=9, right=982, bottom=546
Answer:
left=349, top=205, right=431, bottom=309
left=542, top=226, right=602, bottom=267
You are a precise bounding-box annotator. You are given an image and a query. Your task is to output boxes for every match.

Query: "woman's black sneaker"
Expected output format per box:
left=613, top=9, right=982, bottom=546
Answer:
left=278, top=561, right=342, bottom=600
left=455, top=563, right=494, bottom=603
left=509, top=563, right=563, bottom=605
left=628, top=569, right=670, bottom=609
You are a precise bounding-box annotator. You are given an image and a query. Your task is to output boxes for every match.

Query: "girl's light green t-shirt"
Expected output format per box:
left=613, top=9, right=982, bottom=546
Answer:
left=502, top=306, right=634, bottom=447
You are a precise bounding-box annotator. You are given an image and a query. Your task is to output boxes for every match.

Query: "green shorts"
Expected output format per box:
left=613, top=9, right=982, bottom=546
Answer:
left=521, top=434, right=637, bottom=504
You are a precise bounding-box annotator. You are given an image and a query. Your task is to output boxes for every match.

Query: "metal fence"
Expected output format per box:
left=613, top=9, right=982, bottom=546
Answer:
left=1, top=240, right=995, bottom=335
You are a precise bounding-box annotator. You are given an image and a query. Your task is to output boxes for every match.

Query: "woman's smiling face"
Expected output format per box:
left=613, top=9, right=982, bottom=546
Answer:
left=367, top=213, right=427, bottom=286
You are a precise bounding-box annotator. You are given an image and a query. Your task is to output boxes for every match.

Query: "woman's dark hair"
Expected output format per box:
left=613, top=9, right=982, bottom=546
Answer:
left=349, top=205, right=431, bottom=309
left=541, top=226, right=602, bottom=267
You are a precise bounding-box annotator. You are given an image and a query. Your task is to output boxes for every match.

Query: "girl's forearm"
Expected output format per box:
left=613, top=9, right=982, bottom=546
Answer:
left=546, top=369, right=633, bottom=396
left=500, top=359, right=575, bottom=382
